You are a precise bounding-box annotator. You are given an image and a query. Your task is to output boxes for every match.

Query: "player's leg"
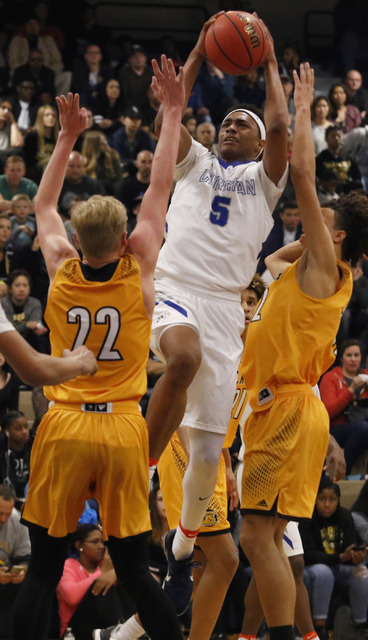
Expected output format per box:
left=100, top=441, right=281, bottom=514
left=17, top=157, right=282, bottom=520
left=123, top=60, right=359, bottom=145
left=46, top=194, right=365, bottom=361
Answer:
left=290, top=554, right=319, bottom=638
left=172, top=427, right=225, bottom=560
left=190, top=533, right=239, bottom=640
left=10, top=523, right=69, bottom=640
left=107, top=534, right=183, bottom=640
left=240, top=513, right=295, bottom=639
left=147, top=324, right=201, bottom=460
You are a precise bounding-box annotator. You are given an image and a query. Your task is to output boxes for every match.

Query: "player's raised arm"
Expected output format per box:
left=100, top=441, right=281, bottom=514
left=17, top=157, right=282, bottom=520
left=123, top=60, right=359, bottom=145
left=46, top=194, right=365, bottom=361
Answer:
left=154, top=13, right=222, bottom=163
left=291, top=64, right=341, bottom=297
left=261, top=20, right=289, bottom=185
left=128, top=55, right=185, bottom=270
left=35, top=94, right=88, bottom=283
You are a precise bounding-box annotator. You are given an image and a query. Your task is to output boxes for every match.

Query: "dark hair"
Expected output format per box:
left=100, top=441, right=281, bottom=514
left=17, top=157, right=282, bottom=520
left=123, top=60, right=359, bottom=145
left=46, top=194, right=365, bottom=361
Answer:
left=351, top=479, right=368, bottom=518
left=321, top=191, right=368, bottom=267
left=325, top=125, right=340, bottom=141
left=8, top=270, right=31, bottom=288
left=149, top=482, right=166, bottom=546
left=310, top=95, right=331, bottom=121
left=317, top=475, right=341, bottom=499
left=69, top=523, right=101, bottom=554
left=328, top=82, right=348, bottom=119
left=1, top=410, right=25, bottom=431
left=246, top=273, right=267, bottom=302
left=224, top=102, right=265, bottom=127
left=280, top=199, right=298, bottom=211
left=0, top=483, right=16, bottom=501
left=337, top=338, right=362, bottom=364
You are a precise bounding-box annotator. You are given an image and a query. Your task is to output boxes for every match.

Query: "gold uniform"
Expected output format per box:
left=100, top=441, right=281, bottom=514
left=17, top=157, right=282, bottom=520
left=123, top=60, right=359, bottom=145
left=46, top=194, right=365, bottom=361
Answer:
left=23, top=256, right=152, bottom=539
left=241, top=259, right=352, bottom=520
left=158, top=392, right=240, bottom=536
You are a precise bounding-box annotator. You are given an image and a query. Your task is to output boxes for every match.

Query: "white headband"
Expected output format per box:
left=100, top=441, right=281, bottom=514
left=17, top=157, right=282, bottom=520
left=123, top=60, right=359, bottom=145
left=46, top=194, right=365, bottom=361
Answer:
left=223, top=109, right=267, bottom=141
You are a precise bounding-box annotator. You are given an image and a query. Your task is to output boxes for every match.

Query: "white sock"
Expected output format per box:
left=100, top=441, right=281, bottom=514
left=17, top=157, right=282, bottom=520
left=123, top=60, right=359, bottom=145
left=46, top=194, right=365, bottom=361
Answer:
left=111, top=615, right=145, bottom=640
left=148, top=464, right=157, bottom=487
left=172, top=523, right=197, bottom=560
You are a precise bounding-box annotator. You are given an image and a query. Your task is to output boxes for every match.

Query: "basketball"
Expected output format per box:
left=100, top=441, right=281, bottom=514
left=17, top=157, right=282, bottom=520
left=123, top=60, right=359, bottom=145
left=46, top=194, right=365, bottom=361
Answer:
left=204, top=11, right=270, bottom=75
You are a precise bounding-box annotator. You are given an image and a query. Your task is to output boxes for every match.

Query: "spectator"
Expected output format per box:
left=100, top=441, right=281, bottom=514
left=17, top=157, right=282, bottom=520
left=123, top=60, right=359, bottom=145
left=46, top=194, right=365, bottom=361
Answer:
left=11, top=79, right=41, bottom=136
left=256, top=200, right=302, bottom=276
left=316, top=168, right=340, bottom=204
left=0, top=156, right=38, bottom=214
left=197, top=59, right=235, bottom=126
left=0, top=101, right=24, bottom=168
left=299, top=476, right=368, bottom=640
left=81, top=131, right=122, bottom=196
left=23, top=104, right=58, bottom=183
left=343, top=69, right=368, bottom=120
left=56, top=524, right=123, bottom=640
left=7, top=16, right=71, bottom=96
left=339, top=260, right=368, bottom=352
left=12, top=49, right=56, bottom=106
left=182, top=112, right=197, bottom=137
left=9, top=194, right=36, bottom=251
left=196, top=121, right=217, bottom=153
left=328, top=82, right=362, bottom=134
left=0, top=215, right=13, bottom=295
left=351, top=479, right=368, bottom=545
left=33, top=1, right=66, bottom=51
left=71, top=44, right=113, bottom=109
left=319, top=338, right=368, bottom=475
left=91, top=79, right=125, bottom=136
left=109, top=105, right=153, bottom=169
left=0, top=484, right=30, bottom=638
left=117, top=44, right=153, bottom=126
left=118, top=148, right=153, bottom=234
left=0, top=411, right=31, bottom=504
left=311, top=96, right=332, bottom=155
left=73, top=108, right=100, bottom=153
left=1, top=269, right=48, bottom=349
left=58, top=151, right=105, bottom=218
left=278, top=40, right=300, bottom=82
left=315, top=125, right=362, bottom=192
left=234, top=68, right=266, bottom=109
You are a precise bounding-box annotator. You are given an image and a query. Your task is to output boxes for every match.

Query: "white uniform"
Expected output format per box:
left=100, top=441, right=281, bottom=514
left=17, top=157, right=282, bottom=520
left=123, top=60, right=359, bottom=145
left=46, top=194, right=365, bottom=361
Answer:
left=151, top=140, right=287, bottom=435
left=0, top=306, right=15, bottom=333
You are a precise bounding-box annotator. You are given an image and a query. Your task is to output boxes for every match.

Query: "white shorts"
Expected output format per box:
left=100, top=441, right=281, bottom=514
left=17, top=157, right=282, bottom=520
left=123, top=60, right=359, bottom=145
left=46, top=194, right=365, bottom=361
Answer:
left=151, top=284, right=245, bottom=435
left=283, top=521, right=303, bottom=557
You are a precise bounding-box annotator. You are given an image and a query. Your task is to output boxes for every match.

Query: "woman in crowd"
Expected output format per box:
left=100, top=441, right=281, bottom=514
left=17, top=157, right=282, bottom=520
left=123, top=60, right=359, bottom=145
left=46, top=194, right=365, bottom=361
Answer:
left=81, top=130, right=122, bottom=195
left=92, top=78, right=125, bottom=136
left=0, top=214, right=13, bottom=297
left=311, top=95, right=332, bottom=155
left=299, top=476, right=368, bottom=640
left=56, top=524, right=123, bottom=640
left=24, top=104, right=59, bottom=183
left=0, top=353, right=19, bottom=422
left=319, top=338, right=368, bottom=474
left=328, top=82, right=361, bottom=134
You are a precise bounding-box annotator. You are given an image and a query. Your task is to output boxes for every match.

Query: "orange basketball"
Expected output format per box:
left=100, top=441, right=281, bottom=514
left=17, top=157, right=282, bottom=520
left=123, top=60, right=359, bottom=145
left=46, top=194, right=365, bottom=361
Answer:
left=204, top=11, right=270, bottom=75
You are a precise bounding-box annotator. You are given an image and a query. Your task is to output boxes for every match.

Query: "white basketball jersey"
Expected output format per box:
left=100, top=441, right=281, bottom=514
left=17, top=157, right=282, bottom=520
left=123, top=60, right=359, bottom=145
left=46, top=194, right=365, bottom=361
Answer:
left=155, top=140, right=288, bottom=300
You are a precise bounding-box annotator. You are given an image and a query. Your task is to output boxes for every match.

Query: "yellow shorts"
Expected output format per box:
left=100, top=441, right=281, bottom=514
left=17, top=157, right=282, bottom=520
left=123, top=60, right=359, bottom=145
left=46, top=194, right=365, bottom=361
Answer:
left=23, top=404, right=151, bottom=539
left=158, top=432, right=230, bottom=535
left=241, top=385, right=329, bottom=520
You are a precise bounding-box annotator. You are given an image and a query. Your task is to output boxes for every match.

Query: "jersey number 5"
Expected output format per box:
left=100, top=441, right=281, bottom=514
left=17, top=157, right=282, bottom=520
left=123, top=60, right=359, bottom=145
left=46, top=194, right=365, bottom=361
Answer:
left=67, top=306, right=123, bottom=361
left=210, top=195, right=231, bottom=227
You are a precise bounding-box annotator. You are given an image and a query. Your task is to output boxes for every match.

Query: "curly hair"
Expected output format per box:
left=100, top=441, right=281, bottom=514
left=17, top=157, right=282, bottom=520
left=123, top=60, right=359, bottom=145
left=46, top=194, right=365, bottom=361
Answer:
left=322, top=191, right=368, bottom=266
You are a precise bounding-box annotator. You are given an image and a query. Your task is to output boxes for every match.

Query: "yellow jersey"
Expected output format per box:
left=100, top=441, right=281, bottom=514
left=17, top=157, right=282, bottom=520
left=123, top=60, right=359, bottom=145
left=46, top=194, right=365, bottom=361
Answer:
left=44, top=255, right=151, bottom=405
left=243, top=259, right=352, bottom=412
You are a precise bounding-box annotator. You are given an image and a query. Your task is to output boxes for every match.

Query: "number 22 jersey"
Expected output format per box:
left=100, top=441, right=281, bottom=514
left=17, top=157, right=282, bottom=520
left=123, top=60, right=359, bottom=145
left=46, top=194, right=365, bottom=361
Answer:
left=44, top=254, right=151, bottom=405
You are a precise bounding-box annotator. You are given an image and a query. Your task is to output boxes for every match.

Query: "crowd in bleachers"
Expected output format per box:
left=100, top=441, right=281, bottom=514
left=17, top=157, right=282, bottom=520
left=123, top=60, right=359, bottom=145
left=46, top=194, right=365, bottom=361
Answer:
left=0, top=0, right=368, bottom=638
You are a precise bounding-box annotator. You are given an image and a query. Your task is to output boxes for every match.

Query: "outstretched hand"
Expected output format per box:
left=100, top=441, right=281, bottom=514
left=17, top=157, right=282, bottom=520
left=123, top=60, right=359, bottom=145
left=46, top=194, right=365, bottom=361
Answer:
left=151, top=55, right=185, bottom=110
left=56, top=93, right=88, bottom=138
left=293, top=63, right=314, bottom=111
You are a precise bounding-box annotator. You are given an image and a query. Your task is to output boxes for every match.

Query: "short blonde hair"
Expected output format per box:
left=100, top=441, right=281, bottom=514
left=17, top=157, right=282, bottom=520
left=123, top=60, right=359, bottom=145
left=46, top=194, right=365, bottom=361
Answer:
left=71, top=195, right=127, bottom=258
left=11, top=193, right=32, bottom=211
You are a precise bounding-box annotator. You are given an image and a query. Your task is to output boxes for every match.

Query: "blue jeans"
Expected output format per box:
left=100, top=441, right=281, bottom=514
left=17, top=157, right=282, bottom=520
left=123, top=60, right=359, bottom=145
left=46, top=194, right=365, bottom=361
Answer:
left=330, top=421, right=368, bottom=474
left=304, top=563, right=368, bottom=623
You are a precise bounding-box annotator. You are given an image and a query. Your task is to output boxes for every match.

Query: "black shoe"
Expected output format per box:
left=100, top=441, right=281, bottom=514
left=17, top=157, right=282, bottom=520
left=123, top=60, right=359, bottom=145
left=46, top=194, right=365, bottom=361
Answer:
left=163, top=528, right=194, bottom=615
left=315, top=626, right=329, bottom=640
